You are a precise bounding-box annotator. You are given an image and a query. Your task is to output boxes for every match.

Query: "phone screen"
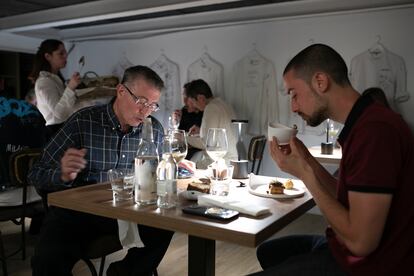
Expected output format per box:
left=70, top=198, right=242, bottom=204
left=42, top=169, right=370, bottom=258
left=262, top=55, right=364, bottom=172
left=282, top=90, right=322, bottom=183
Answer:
left=182, top=205, right=239, bottom=220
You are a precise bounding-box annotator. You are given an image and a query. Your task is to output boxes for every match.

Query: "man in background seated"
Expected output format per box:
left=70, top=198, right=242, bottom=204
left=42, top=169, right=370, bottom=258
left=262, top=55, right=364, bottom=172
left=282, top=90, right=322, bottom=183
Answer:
left=252, top=44, right=414, bottom=275
left=186, top=79, right=238, bottom=164
left=173, top=82, right=203, bottom=159
left=29, top=65, right=173, bottom=276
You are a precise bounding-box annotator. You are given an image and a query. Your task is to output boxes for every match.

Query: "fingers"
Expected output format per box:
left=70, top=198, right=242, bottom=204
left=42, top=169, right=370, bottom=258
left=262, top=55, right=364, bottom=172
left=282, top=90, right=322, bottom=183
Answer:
left=179, top=160, right=196, bottom=173
left=67, top=72, right=81, bottom=90
left=61, top=148, right=87, bottom=182
left=188, top=125, right=199, bottom=135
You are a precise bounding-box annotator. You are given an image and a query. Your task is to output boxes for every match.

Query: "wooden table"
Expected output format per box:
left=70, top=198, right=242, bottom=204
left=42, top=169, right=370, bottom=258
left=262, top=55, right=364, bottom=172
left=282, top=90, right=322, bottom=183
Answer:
left=308, top=145, right=342, bottom=165
left=48, top=179, right=315, bottom=276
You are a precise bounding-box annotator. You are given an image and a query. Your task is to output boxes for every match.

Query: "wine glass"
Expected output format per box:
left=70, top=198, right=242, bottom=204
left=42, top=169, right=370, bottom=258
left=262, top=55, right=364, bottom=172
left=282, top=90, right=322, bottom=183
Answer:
left=328, top=120, right=341, bottom=144
left=205, top=128, right=228, bottom=162
left=170, top=130, right=188, bottom=163
left=168, top=111, right=181, bottom=132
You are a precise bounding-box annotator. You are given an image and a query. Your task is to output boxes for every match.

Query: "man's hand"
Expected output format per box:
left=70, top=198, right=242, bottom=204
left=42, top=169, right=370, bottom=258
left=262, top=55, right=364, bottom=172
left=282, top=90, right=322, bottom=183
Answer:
left=269, top=136, right=312, bottom=179
left=61, top=148, right=87, bottom=182
left=188, top=125, right=200, bottom=135
left=179, top=159, right=196, bottom=174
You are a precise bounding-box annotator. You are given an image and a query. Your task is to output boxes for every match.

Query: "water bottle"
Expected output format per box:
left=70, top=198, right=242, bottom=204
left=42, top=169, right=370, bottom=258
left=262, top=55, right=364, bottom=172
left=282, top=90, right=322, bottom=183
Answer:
left=135, top=117, right=158, bottom=205
left=156, top=135, right=178, bottom=209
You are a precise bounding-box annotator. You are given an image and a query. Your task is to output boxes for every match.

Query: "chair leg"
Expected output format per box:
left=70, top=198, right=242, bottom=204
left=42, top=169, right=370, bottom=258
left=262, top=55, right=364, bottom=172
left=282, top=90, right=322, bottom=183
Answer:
left=82, top=258, right=98, bottom=276
left=21, top=218, right=26, bottom=260
left=251, top=159, right=257, bottom=174
left=256, top=158, right=263, bottom=175
left=98, top=256, right=106, bottom=276
left=0, top=231, right=8, bottom=276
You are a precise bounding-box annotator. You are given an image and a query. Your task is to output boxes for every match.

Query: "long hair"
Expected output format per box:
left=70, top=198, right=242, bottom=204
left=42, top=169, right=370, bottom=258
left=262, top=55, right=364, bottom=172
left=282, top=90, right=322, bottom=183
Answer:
left=29, top=39, right=65, bottom=83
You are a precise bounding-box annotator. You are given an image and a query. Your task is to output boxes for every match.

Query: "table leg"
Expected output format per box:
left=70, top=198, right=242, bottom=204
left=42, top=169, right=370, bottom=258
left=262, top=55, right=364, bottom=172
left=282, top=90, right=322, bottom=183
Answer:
left=188, top=235, right=215, bottom=276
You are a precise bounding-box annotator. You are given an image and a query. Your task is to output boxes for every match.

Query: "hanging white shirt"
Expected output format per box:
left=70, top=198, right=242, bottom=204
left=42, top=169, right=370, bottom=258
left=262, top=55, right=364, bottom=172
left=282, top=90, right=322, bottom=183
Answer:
left=35, top=71, right=78, bottom=125
left=187, top=53, right=225, bottom=99
left=229, top=50, right=279, bottom=135
left=150, top=55, right=181, bottom=130
left=349, top=47, right=410, bottom=111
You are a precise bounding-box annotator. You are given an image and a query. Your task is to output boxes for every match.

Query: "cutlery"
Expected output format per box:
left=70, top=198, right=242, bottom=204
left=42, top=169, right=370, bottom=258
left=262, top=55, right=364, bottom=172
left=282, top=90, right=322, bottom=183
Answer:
left=78, top=56, right=85, bottom=74
left=237, top=181, right=246, bottom=188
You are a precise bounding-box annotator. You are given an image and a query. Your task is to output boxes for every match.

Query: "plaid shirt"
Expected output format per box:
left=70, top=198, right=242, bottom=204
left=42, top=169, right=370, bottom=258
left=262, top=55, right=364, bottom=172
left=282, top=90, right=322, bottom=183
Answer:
left=28, top=100, right=164, bottom=192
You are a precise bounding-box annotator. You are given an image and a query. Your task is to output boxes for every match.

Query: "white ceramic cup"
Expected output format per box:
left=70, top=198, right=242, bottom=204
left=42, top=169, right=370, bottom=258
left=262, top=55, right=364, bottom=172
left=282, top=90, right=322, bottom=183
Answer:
left=267, top=123, right=298, bottom=145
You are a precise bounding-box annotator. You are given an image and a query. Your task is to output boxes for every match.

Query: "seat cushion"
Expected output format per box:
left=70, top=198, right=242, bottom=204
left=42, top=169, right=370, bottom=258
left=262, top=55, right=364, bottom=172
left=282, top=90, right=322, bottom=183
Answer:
left=0, top=186, right=41, bottom=207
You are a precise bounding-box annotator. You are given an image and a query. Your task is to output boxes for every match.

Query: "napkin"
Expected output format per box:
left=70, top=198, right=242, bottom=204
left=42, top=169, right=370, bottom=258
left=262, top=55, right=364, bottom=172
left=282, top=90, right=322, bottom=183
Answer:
left=117, top=220, right=144, bottom=248
left=197, top=194, right=270, bottom=217
left=249, top=174, right=277, bottom=189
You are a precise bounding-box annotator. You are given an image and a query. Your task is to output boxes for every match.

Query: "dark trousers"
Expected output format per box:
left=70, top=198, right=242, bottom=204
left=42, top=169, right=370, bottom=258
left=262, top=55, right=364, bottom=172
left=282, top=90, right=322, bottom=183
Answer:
left=31, top=207, right=173, bottom=276
left=251, top=235, right=347, bottom=276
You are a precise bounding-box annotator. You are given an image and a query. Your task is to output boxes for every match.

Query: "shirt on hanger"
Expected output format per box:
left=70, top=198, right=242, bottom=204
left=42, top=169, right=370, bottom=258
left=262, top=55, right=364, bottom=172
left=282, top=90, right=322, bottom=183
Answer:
left=349, top=47, right=409, bottom=111
left=187, top=53, right=225, bottom=99
left=229, top=50, right=279, bottom=136
left=150, top=54, right=181, bottom=129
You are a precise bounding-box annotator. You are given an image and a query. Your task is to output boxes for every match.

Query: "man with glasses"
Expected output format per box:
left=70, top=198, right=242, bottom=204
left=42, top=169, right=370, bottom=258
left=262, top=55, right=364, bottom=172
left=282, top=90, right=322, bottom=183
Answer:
left=29, top=65, right=173, bottom=276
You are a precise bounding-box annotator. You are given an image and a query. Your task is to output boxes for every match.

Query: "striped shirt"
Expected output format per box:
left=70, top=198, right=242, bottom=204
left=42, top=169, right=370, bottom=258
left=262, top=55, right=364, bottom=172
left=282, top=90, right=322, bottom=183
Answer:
left=28, top=100, right=164, bottom=192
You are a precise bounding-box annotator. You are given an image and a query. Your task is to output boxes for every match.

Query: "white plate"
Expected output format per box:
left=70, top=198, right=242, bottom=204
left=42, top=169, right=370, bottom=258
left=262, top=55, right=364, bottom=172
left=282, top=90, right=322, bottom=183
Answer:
left=248, top=174, right=305, bottom=199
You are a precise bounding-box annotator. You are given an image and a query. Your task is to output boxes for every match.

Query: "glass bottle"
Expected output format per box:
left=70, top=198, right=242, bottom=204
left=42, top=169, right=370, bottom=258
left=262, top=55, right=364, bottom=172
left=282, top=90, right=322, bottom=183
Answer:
left=156, top=135, right=178, bottom=209
left=135, top=117, right=158, bottom=205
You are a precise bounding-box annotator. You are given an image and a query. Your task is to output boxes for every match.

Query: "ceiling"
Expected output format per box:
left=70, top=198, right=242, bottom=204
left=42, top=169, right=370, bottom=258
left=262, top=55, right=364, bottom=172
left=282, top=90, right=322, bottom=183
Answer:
left=0, top=0, right=413, bottom=42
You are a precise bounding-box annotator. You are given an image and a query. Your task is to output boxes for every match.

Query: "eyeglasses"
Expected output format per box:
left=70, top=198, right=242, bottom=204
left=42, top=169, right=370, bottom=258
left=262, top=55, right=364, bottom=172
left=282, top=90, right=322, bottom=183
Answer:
left=123, top=85, right=159, bottom=112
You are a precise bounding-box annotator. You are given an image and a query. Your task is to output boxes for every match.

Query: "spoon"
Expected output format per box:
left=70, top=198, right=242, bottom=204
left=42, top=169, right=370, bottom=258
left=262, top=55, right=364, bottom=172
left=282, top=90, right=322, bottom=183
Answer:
left=78, top=56, right=85, bottom=74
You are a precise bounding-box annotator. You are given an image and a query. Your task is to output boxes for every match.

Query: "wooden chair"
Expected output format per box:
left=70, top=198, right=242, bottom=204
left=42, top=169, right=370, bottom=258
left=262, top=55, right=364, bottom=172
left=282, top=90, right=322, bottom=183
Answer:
left=0, top=148, right=44, bottom=276
left=248, top=135, right=267, bottom=175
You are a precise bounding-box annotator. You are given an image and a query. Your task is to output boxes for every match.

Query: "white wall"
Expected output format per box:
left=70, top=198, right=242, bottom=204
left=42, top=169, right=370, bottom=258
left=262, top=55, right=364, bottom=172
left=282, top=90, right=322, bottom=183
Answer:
left=0, top=32, right=41, bottom=53
left=69, top=6, right=414, bottom=177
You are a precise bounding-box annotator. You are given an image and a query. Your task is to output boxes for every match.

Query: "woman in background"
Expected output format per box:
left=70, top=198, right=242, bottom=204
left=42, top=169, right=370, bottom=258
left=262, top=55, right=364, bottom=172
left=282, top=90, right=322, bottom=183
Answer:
left=29, top=39, right=81, bottom=136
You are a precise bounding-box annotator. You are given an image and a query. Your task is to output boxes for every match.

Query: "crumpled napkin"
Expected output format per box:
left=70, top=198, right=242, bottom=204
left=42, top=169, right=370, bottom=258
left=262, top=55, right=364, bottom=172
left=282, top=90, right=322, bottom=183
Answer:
left=197, top=194, right=270, bottom=217
left=117, top=220, right=144, bottom=248
left=249, top=174, right=277, bottom=190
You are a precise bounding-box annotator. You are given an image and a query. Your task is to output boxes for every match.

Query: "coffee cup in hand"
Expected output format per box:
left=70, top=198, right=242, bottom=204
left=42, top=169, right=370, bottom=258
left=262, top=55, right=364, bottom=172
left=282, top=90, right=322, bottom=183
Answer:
left=267, top=122, right=298, bottom=145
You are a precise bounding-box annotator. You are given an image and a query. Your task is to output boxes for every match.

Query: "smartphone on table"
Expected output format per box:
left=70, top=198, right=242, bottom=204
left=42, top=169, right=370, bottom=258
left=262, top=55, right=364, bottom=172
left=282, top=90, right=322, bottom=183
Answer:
left=182, top=205, right=239, bottom=220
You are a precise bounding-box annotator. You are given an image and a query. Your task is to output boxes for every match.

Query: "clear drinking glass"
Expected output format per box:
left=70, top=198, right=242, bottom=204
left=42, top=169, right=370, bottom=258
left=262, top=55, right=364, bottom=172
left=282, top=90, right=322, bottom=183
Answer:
left=108, top=168, right=134, bottom=202
left=206, top=128, right=228, bottom=162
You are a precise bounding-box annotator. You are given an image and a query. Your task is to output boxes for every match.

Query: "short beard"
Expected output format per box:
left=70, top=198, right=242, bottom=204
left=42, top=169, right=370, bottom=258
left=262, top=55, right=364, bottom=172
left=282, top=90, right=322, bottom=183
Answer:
left=303, top=107, right=328, bottom=127
left=299, top=87, right=328, bottom=127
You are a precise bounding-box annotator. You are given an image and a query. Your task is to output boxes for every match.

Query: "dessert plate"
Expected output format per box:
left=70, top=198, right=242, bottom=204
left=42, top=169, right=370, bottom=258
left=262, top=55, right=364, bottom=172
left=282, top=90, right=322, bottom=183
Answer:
left=248, top=174, right=305, bottom=199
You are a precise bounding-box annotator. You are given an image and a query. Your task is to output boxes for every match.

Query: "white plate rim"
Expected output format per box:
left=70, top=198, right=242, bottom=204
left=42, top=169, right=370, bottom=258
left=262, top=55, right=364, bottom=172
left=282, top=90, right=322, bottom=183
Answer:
left=248, top=186, right=305, bottom=199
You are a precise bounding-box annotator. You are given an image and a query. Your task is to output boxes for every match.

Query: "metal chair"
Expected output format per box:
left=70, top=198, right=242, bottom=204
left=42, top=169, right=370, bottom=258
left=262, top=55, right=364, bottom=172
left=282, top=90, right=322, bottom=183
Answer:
left=248, top=135, right=267, bottom=175
left=0, top=148, right=44, bottom=276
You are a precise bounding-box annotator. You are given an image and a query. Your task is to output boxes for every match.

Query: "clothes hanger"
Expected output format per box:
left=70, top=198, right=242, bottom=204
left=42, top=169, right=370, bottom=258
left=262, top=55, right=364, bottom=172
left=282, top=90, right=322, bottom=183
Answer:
left=368, top=35, right=385, bottom=56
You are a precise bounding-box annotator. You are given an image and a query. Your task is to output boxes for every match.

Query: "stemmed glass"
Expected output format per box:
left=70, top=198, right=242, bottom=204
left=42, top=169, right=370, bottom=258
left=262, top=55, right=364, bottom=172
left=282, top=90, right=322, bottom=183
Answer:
left=327, top=120, right=341, bottom=144
left=168, top=112, right=181, bottom=132
left=169, top=130, right=188, bottom=177
left=205, top=128, right=228, bottom=162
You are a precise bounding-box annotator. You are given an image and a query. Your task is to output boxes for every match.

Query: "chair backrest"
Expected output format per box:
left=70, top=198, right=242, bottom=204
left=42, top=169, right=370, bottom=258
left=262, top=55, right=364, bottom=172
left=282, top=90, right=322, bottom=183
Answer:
left=9, top=148, right=42, bottom=188
left=8, top=148, right=42, bottom=206
left=247, top=135, right=266, bottom=175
